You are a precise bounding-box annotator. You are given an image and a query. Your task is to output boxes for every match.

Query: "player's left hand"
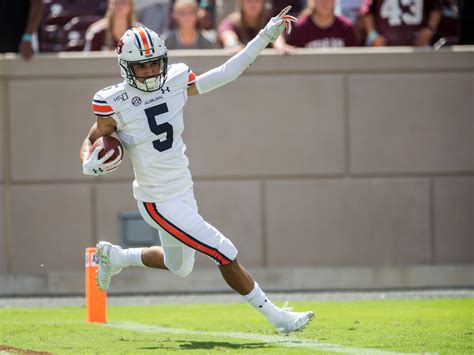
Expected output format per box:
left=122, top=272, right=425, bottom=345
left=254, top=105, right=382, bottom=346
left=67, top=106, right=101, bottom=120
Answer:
left=82, top=146, right=121, bottom=176
left=260, top=5, right=297, bottom=42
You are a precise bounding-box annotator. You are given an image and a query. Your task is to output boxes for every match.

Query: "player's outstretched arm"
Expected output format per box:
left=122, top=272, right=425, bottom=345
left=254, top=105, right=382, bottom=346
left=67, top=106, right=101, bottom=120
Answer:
left=80, top=116, right=120, bottom=176
left=187, top=6, right=297, bottom=96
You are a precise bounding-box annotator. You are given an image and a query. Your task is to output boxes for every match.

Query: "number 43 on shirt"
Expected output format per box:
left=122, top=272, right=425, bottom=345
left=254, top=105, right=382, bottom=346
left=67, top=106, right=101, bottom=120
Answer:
left=381, top=0, right=423, bottom=26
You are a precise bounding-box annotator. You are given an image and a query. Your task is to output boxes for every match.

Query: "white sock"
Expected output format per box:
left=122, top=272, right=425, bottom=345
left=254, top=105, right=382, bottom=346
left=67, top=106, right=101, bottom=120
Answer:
left=243, top=282, right=281, bottom=325
left=111, top=247, right=146, bottom=268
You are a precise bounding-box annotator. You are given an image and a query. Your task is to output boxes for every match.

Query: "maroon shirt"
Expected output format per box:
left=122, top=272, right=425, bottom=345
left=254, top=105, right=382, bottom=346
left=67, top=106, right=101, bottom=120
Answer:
left=287, top=15, right=358, bottom=48
left=218, top=13, right=267, bottom=45
left=360, top=0, right=441, bottom=46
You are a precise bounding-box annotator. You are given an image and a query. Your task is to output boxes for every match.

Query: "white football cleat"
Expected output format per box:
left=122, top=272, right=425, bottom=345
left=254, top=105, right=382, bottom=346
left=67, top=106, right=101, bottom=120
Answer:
left=274, top=302, right=315, bottom=336
left=95, top=241, right=123, bottom=291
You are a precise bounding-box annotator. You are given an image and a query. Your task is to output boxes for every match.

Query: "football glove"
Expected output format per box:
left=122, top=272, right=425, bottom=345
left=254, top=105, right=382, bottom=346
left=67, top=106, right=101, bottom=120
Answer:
left=260, top=5, right=297, bottom=42
left=82, top=145, right=121, bottom=176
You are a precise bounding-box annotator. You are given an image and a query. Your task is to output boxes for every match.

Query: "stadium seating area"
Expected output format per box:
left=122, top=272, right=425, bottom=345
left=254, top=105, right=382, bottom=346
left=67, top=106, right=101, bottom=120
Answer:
left=39, top=0, right=107, bottom=52
left=32, top=0, right=467, bottom=53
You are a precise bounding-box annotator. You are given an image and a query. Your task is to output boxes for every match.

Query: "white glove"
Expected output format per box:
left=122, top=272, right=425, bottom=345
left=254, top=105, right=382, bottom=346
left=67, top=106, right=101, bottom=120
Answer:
left=82, top=145, right=122, bottom=176
left=260, top=6, right=297, bottom=42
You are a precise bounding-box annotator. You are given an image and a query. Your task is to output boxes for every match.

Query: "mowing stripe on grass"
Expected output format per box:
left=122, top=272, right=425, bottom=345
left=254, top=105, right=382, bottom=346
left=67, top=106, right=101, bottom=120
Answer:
left=103, top=322, right=409, bottom=354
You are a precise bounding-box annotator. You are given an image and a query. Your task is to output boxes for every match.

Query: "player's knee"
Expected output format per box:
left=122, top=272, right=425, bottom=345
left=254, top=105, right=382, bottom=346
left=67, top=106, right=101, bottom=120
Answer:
left=171, top=260, right=194, bottom=278
left=164, top=246, right=195, bottom=278
left=219, top=238, right=238, bottom=264
left=165, top=253, right=195, bottom=278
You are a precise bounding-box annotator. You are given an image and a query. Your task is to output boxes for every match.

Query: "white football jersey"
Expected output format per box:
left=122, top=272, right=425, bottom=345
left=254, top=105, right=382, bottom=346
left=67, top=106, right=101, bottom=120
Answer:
left=92, top=63, right=197, bottom=202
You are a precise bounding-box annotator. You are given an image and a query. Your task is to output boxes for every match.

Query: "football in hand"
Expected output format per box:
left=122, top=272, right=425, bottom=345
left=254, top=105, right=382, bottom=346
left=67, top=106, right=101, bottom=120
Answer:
left=90, top=136, right=124, bottom=164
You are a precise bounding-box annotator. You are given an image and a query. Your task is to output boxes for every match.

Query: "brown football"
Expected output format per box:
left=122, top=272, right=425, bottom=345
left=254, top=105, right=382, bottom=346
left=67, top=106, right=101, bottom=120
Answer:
left=90, top=136, right=124, bottom=164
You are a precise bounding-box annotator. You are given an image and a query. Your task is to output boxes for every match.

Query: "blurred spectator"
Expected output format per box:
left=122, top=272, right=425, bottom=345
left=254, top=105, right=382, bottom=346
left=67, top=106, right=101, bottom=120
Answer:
left=218, top=0, right=272, bottom=50
left=335, top=0, right=362, bottom=22
left=135, top=0, right=170, bottom=35
left=168, top=0, right=218, bottom=39
left=0, top=0, right=43, bottom=59
left=275, top=0, right=357, bottom=49
left=215, top=0, right=238, bottom=25
left=361, top=0, right=441, bottom=46
left=432, top=0, right=459, bottom=46
left=335, top=0, right=364, bottom=44
left=458, top=0, right=474, bottom=44
left=38, top=0, right=107, bottom=53
left=197, top=0, right=217, bottom=31
left=84, top=0, right=140, bottom=51
left=163, top=0, right=219, bottom=48
left=271, top=0, right=305, bottom=17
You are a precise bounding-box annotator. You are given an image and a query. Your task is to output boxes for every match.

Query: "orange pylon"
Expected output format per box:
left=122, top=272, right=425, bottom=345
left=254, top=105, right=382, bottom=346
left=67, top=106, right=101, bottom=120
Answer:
left=85, top=247, right=107, bottom=323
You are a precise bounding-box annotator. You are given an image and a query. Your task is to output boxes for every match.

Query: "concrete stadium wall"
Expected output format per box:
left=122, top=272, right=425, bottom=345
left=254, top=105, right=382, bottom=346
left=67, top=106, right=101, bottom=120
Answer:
left=0, top=47, right=473, bottom=295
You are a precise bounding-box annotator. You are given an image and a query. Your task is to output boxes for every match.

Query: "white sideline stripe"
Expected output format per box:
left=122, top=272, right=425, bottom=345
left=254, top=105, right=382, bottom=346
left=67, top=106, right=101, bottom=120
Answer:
left=103, top=322, right=408, bottom=354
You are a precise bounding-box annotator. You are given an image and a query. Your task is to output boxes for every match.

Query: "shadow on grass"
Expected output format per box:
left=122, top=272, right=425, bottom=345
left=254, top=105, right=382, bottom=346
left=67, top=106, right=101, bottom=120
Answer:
left=140, top=340, right=270, bottom=351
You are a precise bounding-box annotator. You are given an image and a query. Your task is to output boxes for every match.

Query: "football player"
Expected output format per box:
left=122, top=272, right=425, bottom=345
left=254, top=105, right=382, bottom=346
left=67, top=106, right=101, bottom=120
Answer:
left=80, top=6, right=314, bottom=335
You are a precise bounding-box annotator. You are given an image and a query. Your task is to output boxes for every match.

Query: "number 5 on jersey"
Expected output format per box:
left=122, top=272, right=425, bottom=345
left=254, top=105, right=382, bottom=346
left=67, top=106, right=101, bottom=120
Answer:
left=145, top=103, right=174, bottom=152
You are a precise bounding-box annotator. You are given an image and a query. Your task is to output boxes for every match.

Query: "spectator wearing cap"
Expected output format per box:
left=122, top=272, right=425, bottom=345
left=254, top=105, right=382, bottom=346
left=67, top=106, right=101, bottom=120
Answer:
left=361, top=0, right=441, bottom=46
left=275, top=0, right=357, bottom=50
left=0, top=0, right=43, bottom=59
left=163, top=0, right=219, bottom=49
left=218, top=0, right=272, bottom=51
left=84, top=0, right=140, bottom=51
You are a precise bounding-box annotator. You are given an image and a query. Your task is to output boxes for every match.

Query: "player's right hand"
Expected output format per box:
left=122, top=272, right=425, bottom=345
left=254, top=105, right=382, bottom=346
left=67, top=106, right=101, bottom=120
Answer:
left=82, top=146, right=121, bottom=176
left=260, top=5, right=297, bottom=42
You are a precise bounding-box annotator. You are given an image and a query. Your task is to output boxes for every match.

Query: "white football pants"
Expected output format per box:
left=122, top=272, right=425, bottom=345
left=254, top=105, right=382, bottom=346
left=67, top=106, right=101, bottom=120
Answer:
left=137, top=189, right=238, bottom=277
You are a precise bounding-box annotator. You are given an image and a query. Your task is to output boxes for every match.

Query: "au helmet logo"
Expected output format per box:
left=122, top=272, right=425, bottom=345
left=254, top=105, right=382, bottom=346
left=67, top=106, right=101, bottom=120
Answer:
left=117, top=39, right=124, bottom=54
left=132, top=96, right=142, bottom=106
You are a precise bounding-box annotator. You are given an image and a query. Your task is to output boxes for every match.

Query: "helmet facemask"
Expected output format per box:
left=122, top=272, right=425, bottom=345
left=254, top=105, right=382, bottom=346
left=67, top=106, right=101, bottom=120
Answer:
left=120, top=55, right=168, bottom=92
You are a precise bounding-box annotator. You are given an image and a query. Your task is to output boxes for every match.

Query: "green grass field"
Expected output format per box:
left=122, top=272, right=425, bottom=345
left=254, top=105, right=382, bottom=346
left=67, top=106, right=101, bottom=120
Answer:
left=1, top=298, right=473, bottom=354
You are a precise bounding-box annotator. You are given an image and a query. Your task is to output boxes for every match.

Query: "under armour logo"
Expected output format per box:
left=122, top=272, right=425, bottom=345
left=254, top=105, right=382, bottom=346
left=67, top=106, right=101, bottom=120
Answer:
left=161, top=87, right=170, bottom=94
